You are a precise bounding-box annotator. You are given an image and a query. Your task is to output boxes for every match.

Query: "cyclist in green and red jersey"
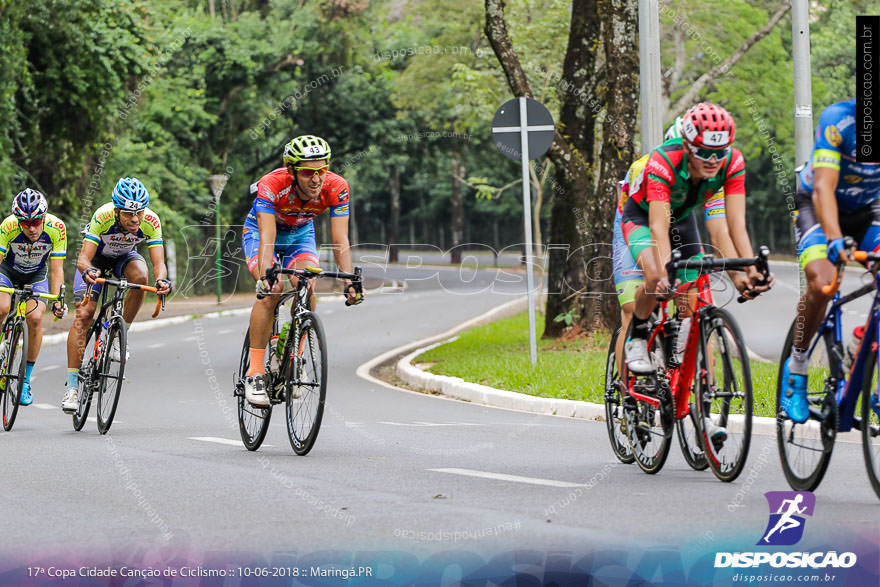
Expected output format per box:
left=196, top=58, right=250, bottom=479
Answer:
left=621, top=103, right=772, bottom=377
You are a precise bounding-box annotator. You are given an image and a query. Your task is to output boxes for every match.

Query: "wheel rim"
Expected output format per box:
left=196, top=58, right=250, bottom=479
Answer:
left=97, top=327, right=125, bottom=431
left=286, top=322, right=324, bottom=450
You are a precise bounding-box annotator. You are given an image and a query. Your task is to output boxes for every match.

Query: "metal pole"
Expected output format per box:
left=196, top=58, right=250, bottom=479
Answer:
left=792, top=0, right=813, bottom=166
left=639, top=0, right=663, bottom=154
left=215, top=197, right=222, bottom=303
left=519, top=97, right=538, bottom=366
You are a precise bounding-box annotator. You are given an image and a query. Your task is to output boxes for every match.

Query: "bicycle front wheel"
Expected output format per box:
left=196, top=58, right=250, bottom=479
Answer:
left=285, top=312, right=327, bottom=456
left=73, top=325, right=99, bottom=431
left=695, top=307, right=753, bottom=482
left=236, top=329, right=272, bottom=451
left=776, top=320, right=838, bottom=491
left=97, top=321, right=126, bottom=434
left=860, top=346, right=880, bottom=500
left=1, top=321, right=27, bottom=431
left=604, top=328, right=634, bottom=464
left=676, top=402, right=709, bottom=471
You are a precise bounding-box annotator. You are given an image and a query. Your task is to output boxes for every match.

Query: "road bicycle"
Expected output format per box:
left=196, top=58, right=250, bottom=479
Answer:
left=608, top=247, right=769, bottom=481
left=776, top=248, right=880, bottom=498
left=71, top=277, right=164, bottom=434
left=0, top=283, right=64, bottom=431
left=235, top=264, right=362, bottom=454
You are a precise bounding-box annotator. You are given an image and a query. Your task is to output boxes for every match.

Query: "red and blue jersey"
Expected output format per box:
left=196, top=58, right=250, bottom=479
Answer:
left=798, top=99, right=880, bottom=212
left=244, top=168, right=350, bottom=233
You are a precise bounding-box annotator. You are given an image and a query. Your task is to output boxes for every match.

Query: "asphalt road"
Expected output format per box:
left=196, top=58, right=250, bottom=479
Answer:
left=1, top=263, right=877, bottom=575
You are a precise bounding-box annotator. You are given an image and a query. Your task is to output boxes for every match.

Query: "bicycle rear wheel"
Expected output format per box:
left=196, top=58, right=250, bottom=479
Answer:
left=860, top=347, right=880, bottom=500
left=236, top=329, right=272, bottom=451
left=776, top=320, right=838, bottom=491
left=96, top=320, right=126, bottom=434
left=1, top=321, right=27, bottom=431
left=73, top=325, right=99, bottom=431
left=285, top=312, right=327, bottom=455
left=695, top=307, right=753, bottom=482
left=604, top=328, right=634, bottom=464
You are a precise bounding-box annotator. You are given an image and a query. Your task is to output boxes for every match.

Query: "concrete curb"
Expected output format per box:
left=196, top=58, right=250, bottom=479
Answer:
left=365, top=298, right=780, bottom=435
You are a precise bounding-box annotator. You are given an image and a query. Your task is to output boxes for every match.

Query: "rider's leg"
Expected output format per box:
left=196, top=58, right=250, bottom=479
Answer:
left=63, top=273, right=99, bottom=410
left=121, top=256, right=149, bottom=325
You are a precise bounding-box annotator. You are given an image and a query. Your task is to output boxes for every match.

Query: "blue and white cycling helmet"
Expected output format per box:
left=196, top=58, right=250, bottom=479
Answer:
left=111, top=177, right=150, bottom=212
left=12, top=188, right=48, bottom=220
left=664, top=116, right=684, bottom=141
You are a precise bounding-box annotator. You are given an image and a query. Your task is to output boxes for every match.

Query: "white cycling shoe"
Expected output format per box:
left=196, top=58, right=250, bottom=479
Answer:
left=625, top=338, right=654, bottom=374
left=244, top=374, right=269, bottom=407
left=61, top=388, right=79, bottom=413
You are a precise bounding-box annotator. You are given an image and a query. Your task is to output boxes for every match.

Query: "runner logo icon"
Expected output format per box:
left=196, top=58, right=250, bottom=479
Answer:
left=758, top=491, right=815, bottom=546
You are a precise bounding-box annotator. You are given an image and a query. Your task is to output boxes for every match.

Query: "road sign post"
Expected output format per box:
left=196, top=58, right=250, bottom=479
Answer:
left=207, top=174, right=228, bottom=304
left=492, top=97, right=555, bottom=366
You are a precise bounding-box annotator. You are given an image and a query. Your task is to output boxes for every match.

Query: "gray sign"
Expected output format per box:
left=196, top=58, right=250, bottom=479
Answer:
left=491, top=97, right=555, bottom=161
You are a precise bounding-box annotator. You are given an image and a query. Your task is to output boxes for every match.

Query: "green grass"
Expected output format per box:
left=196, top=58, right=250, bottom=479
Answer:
left=419, top=311, right=782, bottom=417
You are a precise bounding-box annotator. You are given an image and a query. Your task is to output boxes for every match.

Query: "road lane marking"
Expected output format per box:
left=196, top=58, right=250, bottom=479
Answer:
left=378, top=421, right=480, bottom=427
left=33, top=403, right=57, bottom=410
left=217, top=329, right=234, bottom=334
left=38, top=365, right=60, bottom=372
left=189, top=436, right=272, bottom=447
left=429, top=468, right=586, bottom=488
left=147, top=343, right=163, bottom=349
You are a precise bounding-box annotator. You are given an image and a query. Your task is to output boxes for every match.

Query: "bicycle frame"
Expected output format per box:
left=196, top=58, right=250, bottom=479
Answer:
left=627, top=272, right=715, bottom=422
left=808, top=271, right=879, bottom=432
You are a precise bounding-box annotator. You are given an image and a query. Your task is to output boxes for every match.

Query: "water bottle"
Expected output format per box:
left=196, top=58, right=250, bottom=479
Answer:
left=276, top=302, right=292, bottom=360
left=843, top=325, right=864, bottom=373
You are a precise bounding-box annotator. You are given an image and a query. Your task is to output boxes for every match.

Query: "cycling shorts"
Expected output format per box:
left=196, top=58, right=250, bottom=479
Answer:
left=242, top=222, right=320, bottom=273
left=73, top=250, right=146, bottom=303
left=612, top=209, right=642, bottom=306
left=794, top=190, right=880, bottom=270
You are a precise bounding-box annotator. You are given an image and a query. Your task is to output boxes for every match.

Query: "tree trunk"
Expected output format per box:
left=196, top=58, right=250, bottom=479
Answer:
left=388, top=167, right=401, bottom=263
left=208, top=0, right=215, bottom=19
left=591, top=0, right=639, bottom=331
left=450, top=151, right=465, bottom=264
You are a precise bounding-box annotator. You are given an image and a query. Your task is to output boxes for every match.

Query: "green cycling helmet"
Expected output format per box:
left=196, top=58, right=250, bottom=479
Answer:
left=664, top=116, right=684, bottom=141
left=283, top=135, right=331, bottom=166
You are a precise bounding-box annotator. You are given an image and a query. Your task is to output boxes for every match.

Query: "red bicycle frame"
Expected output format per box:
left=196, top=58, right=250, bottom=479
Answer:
left=625, top=272, right=715, bottom=421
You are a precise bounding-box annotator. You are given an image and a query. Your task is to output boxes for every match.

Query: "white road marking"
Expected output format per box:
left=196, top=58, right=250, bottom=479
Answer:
left=182, top=336, right=197, bottom=342
left=188, top=436, right=272, bottom=447
left=33, top=403, right=56, bottom=410
left=147, top=343, right=163, bottom=349
left=38, top=365, right=60, bottom=372
left=87, top=416, right=122, bottom=424
left=378, top=421, right=480, bottom=427
left=430, top=468, right=586, bottom=488
left=217, top=329, right=234, bottom=335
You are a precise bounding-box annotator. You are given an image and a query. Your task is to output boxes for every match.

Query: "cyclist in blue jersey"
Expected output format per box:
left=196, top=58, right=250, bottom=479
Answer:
left=782, top=99, right=880, bottom=422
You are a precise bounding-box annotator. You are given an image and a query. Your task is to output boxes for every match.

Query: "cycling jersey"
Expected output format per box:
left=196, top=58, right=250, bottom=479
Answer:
left=82, top=203, right=163, bottom=258
left=245, top=168, right=350, bottom=231
left=0, top=213, right=66, bottom=274
left=798, top=99, right=880, bottom=212
left=627, top=137, right=745, bottom=221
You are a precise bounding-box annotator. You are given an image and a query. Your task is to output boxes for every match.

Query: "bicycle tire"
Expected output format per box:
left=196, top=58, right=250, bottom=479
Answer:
left=624, top=321, right=673, bottom=474
left=285, top=312, right=327, bottom=456
left=695, top=307, right=753, bottom=482
left=860, top=346, right=880, bottom=500
left=1, top=321, right=26, bottom=431
left=96, top=320, right=126, bottom=434
left=676, top=402, right=709, bottom=471
left=73, top=325, right=99, bottom=432
left=236, top=328, right=272, bottom=451
left=604, top=328, right=634, bottom=464
left=776, top=319, right=838, bottom=491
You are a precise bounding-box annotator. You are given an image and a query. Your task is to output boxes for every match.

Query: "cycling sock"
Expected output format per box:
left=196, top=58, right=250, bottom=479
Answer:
left=247, top=348, right=266, bottom=377
left=789, top=346, right=809, bottom=375
left=66, top=369, right=79, bottom=389
left=24, top=361, right=35, bottom=382
left=629, top=315, right=650, bottom=339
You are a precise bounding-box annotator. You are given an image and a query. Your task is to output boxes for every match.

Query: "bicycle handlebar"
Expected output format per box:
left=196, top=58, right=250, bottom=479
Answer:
left=89, top=277, right=166, bottom=318
left=821, top=237, right=880, bottom=296
left=0, top=283, right=65, bottom=302
left=258, top=264, right=363, bottom=304
left=664, top=246, right=771, bottom=303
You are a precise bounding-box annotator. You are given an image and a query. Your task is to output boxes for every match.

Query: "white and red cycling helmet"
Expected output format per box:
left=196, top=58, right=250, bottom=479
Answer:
left=681, top=102, right=736, bottom=150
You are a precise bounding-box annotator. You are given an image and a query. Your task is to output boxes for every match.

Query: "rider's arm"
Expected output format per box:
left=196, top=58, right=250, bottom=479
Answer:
left=256, top=211, right=277, bottom=279
left=813, top=166, right=843, bottom=241
left=148, top=245, right=168, bottom=282
left=77, top=240, right=98, bottom=274
left=49, top=257, right=64, bottom=297
left=722, top=194, right=755, bottom=259
left=647, top=200, right=672, bottom=285
left=329, top=215, right=354, bottom=276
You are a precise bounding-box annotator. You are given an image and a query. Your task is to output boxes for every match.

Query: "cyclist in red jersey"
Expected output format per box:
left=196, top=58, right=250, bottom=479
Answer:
left=622, top=103, right=773, bottom=375
left=242, top=135, right=361, bottom=407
